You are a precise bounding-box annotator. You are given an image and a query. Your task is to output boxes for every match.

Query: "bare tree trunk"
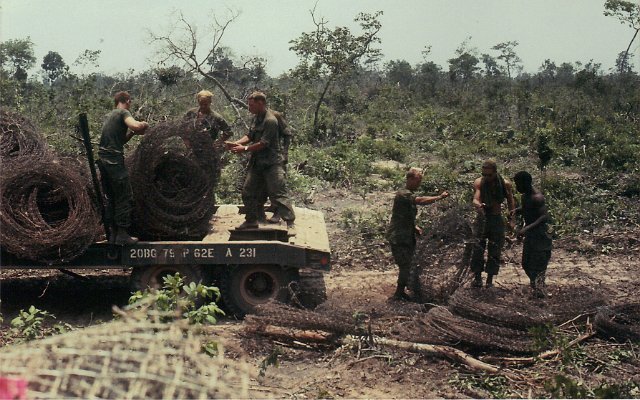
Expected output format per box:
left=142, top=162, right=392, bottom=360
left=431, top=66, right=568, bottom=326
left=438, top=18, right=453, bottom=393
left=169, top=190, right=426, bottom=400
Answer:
left=623, top=29, right=639, bottom=72
left=313, top=77, right=333, bottom=138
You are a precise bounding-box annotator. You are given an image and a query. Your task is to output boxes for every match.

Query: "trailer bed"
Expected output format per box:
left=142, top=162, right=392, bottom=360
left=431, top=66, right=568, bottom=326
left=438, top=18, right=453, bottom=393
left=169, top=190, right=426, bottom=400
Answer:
left=1, top=205, right=330, bottom=271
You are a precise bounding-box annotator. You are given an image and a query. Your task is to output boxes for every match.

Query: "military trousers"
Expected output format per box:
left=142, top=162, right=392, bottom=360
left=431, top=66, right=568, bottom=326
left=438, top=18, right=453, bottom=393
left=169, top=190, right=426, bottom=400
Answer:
left=471, top=214, right=505, bottom=275
left=522, top=227, right=552, bottom=282
left=98, top=158, right=133, bottom=229
left=391, top=242, right=415, bottom=290
left=242, top=163, right=295, bottom=223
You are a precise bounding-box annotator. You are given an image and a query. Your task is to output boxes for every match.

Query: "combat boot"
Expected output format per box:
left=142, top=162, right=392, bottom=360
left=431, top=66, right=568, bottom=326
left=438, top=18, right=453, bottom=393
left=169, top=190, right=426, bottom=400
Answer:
left=471, top=272, right=483, bottom=288
left=389, top=287, right=411, bottom=302
left=286, top=221, right=297, bottom=236
left=114, top=227, right=138, bottom=246
left=485, top=274, right=494, bottom=288
left=236, top=220, right=259, bottom=230
left=534, top=275, right=547, bottom=298
left=268, top=212, right=282, bottom=224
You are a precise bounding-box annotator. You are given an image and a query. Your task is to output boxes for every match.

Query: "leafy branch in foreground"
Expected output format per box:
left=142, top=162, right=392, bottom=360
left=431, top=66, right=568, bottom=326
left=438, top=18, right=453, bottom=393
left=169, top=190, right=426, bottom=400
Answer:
left=128, top=273, right=225, bottom=325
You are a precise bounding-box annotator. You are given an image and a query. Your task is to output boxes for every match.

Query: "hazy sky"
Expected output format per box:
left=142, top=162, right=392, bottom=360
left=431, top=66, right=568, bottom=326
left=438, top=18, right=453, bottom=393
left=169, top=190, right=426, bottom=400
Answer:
left=1, top=0, right=637, bottom=77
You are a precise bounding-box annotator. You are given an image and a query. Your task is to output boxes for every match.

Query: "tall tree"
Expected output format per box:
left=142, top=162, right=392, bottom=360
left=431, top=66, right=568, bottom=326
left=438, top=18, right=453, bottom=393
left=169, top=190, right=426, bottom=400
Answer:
left=385, top=60, right=414, bottom=88
left=604, top=0, right=640, bottom=73
left=0, top=37, right=36, bottom=81
left=289, top=8, right=383, bottom=136
left=448, top=38, right=480, bottom=83
left=41, top=51, right=67, bottom=83
left=492, top=41, right=522, bottom=79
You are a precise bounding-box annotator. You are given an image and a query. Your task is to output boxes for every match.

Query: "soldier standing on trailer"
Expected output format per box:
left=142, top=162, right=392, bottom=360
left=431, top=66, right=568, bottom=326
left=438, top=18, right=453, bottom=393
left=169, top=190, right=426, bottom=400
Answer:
left=98, top=91, right=149, bottom=245
left=226, top=91, right=296, bottom=235
left=184, top=90, right=233, bottom=143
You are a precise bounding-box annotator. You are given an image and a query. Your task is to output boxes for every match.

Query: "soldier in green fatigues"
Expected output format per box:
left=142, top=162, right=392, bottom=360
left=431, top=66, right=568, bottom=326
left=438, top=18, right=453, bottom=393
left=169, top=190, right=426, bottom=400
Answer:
left=256, top=109, right=292, bottom=224
left=184, top=90, right=233, bottom=143
left=387, top=167, right=449, bottom=301
left=98, top=91, right=149, bottom=245
left=513, top=171, right=553, bottom=298
left=471, top=159, right=516, bottom=288
left=226, top=92, right=296, bottom=235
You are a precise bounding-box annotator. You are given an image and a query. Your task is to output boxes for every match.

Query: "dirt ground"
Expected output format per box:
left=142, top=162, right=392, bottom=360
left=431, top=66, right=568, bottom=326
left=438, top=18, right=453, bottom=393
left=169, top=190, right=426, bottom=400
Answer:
left=1, top=188, right=639, bottom=398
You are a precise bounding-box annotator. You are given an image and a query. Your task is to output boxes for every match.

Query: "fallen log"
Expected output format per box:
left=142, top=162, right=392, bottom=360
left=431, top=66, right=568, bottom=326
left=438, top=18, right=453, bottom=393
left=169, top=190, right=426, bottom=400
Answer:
left=245, top=323, right=335, bottom=343
left=346, top=335, right=505, bottom=375
left=247, top=322, right=509, bottom=376
left=482, top=330, right=596, bottom=367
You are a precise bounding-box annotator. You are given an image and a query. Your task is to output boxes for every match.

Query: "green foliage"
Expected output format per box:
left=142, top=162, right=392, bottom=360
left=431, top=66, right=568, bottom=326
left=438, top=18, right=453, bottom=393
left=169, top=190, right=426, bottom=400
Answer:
left=258, top=346, right=282, bottom=377
left=9, top=305, right=70, bottom=341
left=289, top=10, right=383, bottom=136
left=529, top=323, right=557, bottom=352
left=536, top=130, right=553, bottom=170
left=0, top=37, right=36, bottom=81
left=41, top=51, right=67, bottom=83
left=128, top=273, right=224, bottom=325
left=545, top=374, right=640, bottom=398
left=449, top=373, right=510, bottom=398
left=340, top=207, right=388, bottom=241
left=355, top=136, right=409, bottom=162
left=545, top=374, right=589, bottom=398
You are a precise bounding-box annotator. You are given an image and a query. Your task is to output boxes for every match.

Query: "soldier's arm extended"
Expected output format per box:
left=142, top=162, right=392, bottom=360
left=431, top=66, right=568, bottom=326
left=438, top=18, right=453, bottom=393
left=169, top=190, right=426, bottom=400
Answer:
left=415, top=191, right=449, bottom=205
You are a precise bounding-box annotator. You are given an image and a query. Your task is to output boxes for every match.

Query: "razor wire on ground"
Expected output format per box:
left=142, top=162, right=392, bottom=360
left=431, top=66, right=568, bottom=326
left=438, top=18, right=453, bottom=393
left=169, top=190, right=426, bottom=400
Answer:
left=448, top=285, right=606, bottom=330
left=244, top=284, right=635, bottom=358
left=594, top=303, right=640, bottom=343
left=409, top=204, right=475, bottom=304
left=0, top=311, right=251, bottom=399
left=128, top=120, right=221, bottom=240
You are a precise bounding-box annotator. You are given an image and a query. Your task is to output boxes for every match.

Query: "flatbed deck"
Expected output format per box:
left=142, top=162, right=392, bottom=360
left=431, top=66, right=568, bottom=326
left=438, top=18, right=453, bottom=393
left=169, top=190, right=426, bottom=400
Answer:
left=204, top=205, right=330, bottom=252
left=1, top=205, right=331, bottom=270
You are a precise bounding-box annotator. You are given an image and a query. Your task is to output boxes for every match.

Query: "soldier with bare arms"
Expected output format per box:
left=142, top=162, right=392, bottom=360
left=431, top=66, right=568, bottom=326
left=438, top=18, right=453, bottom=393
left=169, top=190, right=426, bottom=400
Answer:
left=471, top=159, right=516, bottom=288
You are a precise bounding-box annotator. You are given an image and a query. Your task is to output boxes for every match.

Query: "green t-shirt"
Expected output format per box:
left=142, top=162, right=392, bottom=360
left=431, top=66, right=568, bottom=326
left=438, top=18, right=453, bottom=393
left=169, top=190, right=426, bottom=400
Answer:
left=184, top=107, right=232, bottom=140
left=248, top=109, right=282, bottom=168
left=98, top=108, right=132, bottom=160
left=387, top=188, right=417, bottom=245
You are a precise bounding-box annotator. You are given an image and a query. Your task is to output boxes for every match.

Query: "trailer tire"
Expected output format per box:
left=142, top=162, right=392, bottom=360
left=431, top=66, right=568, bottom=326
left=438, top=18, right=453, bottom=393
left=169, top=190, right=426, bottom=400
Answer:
left=289, top=269, right=327, bottom=310
left=221, top=264, right=290, bottom=318
left=130, top=265, right=205, bottom=292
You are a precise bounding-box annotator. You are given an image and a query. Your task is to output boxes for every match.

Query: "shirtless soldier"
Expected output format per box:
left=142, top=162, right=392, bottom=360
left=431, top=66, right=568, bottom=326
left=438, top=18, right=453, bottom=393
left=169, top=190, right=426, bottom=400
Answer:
left=513, top=171, right=552, bottom=298
left=471, top=160, right=515, bottom=288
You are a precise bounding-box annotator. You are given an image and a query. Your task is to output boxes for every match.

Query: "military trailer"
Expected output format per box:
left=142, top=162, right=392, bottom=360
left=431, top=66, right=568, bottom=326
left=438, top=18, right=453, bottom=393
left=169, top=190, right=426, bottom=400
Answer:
left=1, top=205, right=330, bottom=317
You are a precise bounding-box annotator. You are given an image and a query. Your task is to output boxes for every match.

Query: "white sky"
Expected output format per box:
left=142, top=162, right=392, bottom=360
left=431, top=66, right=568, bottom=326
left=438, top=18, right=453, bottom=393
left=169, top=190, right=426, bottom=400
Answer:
left=1, top=0, right=637, bottom=76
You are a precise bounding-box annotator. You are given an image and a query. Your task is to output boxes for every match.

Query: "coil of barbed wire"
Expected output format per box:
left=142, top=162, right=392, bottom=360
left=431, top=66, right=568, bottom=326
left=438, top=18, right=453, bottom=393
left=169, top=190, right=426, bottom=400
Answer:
left=128, top=120, right=221, bottom=240
left=0, top=156, right=100, bottom=263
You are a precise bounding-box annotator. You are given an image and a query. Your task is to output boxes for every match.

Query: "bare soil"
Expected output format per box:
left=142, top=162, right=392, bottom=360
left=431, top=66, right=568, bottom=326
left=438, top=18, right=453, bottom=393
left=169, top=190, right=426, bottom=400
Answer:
left=1, top=187, right=639, bottom=398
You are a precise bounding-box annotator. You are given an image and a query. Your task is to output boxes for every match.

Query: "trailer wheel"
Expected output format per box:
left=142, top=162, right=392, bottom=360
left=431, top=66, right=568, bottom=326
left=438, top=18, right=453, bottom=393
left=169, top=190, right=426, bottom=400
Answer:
left=289, top=269, right=327, bottom=310
left=221, top=264, right=290, bottom=318
left=131, top=265, right=204, bottom=292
